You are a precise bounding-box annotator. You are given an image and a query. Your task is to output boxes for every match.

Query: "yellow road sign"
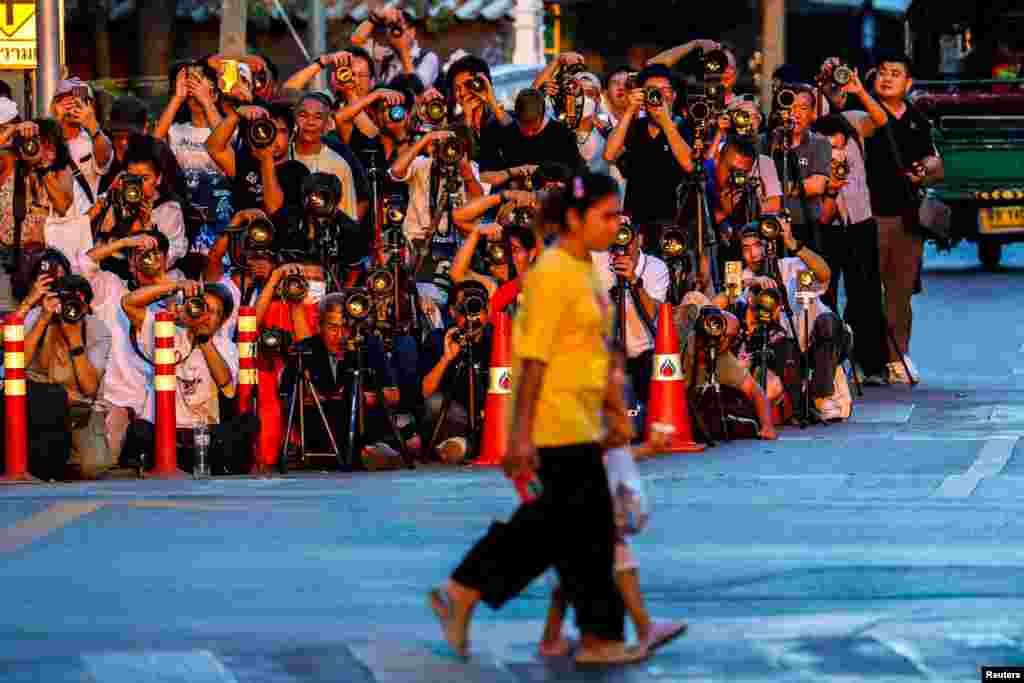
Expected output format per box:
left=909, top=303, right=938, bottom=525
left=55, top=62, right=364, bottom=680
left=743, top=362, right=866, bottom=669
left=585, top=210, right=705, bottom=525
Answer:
left=0, top=0, right=36, bottom=69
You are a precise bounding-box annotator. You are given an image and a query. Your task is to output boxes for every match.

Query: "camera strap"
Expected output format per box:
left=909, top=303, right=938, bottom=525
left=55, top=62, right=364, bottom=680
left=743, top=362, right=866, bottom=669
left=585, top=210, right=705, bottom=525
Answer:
left=11, top=161, right=26, bottom=270
left=69, top=160, right=94, bottom=205
left=127, top=315, right=198, bottom=370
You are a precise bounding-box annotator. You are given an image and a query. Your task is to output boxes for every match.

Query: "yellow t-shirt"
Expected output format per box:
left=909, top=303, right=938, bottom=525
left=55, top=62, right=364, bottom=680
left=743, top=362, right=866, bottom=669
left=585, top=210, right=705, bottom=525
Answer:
left=512, top=245, right=611, bottom=447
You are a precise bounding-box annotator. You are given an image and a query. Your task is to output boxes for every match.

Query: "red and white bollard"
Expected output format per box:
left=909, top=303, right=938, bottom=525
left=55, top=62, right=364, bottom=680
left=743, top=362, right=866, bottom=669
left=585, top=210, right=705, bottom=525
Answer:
left=151, top=311, right=185, bottom=478
left=238, top=306, right=257, bottom=415
left=2, top=315, right=36, bottom=483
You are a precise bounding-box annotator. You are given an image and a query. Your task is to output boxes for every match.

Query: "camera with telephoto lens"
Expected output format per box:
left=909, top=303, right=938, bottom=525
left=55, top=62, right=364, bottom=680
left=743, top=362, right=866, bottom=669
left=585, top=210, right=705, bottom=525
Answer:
left=341, top=288, right=373, bottom=327
left=386, top=104, right=407, bottom=123
left=485, top=241, right=508, bottom=267
left=774, top=87, right=796, bottom=111
left=830, top=64, right=853, bottom=87
left=246, top=117, right=277, bottom=149
left=644, top=86, right=663, bottom=108
left=137, top=249, right=162, bottom=277
left=302, top=173, right=340, bottom=219
left=696, top=307, right=728, bottom=339
left=16, top=134, right=40, bottom=158
left=436, top=135, right=464, bottom=167
left=366, top=268, right=395, bottom=298
left=382, top=194, right=407, bottom=228
left=259, top=327, right=293, bottom=356
left=730, top=108, right=754, bottom=135
left=454, top=288, right=488, bottom=342
left=335, top=66, right=354, bottom=86
left=113, top=174, right=145, bottom=213
left=610, top=224, right=636, bottom=257
left=660, top=227, right=691, bottom=272
left=757, top=213, right=789, bottom=241
left=753, top=287, right=782, bottom=325
left=688, top=97, right=711, bottom=125
left=831, top=158, right=850, bottom=181
left=702, top=48, right=729, bottom=78
left=183, top=295, right=208, bottom=321
left=279, top=269, right=309, bottom=303
left=422, top=99, right=447, bottom=126
left=728, top=168, right=749, bottom=189
left=50, top=275, right=91, bottom=324
left=466, top=75, right=486, bottom=94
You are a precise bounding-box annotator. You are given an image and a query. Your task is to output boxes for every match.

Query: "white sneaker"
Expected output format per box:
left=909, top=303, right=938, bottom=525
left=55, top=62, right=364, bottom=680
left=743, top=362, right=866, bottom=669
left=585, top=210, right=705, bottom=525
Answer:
left=815, top=397, right=843, bottom=422
left=888, top=356, right=920, bottom=384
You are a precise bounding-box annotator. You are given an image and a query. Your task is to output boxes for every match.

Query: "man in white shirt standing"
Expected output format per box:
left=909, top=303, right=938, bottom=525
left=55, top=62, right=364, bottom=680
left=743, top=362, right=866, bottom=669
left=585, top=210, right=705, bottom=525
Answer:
left=291, top=93, right=359, bottom=222
left=51, top=78, right=113, bottom=202
left=591, top=224, right=670, bottom=412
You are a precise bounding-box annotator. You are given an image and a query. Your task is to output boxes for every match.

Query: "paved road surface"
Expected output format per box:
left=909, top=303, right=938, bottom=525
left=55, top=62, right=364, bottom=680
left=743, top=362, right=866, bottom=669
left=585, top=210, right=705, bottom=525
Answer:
left=1, top=242, right=1023, bottom=682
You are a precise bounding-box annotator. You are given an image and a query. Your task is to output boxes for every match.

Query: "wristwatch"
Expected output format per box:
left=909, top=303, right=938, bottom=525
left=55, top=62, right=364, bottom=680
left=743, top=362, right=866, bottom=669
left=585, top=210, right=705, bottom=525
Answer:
left=69, top=346, right=86, bottom=358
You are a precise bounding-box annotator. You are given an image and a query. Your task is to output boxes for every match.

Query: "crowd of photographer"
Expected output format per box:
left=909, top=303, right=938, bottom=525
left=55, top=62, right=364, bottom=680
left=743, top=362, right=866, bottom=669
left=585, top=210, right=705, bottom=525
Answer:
left=0, top=8, right=944, bottom=480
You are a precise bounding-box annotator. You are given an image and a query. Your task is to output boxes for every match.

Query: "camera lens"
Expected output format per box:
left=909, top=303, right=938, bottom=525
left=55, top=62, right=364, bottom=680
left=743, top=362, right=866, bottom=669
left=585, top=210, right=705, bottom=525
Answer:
left=184, top=296, right=207, bottom=320
left=467, top=76, right=485, bottom=93
left=487, top=242, right=506, bottom=264
left=775, top=89, right=796, bottom=110
left=344, top=292, right=371, bottom=321
left=645, top=87, right=663, bottom=108
left=245, top=218, right=275, bottom=250
left=833, top=65, right=853, bottom=86
left=368, top=269, right=394, bottom=294
left=18, top=136, right=40, bottom=157
left=689, top=100, right=709, bottom=123
left=424, top=99, right=446, bottom=124
left=60, top=297, right=87, bottom=324
left=248, top=118, right=276, bottom=149
left=138, top=250, right=161, bottom=276
left=280, top=273, right=308, bottom=302
left=660, top=229, right=686, bottom=259
left=701, top=311, right=726, bottom=338
left=335, top=67, right=354, bottom=85
left=387, top=105, right=407, bottom=123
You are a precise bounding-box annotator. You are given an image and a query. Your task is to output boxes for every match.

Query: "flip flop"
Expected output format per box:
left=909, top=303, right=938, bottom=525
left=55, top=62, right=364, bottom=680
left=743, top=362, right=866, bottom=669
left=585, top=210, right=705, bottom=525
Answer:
left=642, top=621, right=688, bottom=655
left=428, top=588, right=468, bottom=659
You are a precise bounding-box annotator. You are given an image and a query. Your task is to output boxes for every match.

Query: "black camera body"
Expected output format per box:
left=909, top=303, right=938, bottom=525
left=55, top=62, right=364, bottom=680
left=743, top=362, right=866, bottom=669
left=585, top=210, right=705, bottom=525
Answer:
left=51, top=275, right=91, bottom=324
left=302, top=173, right=341, bottom=220
left=644, top=87, right=663, bottom=109
left=659, top=227, right=691, bottom=272
left=382, top=194, right=408, bottom=230
left=696, top=306, right=728, bottom=339
left=466, top=75, right=486, bottom=94
left=259, top=327, right=293, bottom=355
left=113, top=174, right=146, bottom=216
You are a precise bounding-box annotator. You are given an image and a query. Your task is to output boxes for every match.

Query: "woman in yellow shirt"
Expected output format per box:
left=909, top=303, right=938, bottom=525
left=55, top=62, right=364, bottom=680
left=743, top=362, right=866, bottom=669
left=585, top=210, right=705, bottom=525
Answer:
left=430, top=172, right=646, bottom=666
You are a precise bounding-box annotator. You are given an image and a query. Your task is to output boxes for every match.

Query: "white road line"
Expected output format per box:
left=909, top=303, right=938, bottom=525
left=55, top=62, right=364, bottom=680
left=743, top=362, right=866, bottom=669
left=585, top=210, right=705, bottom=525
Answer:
left=933, top=436, right=1018, bottom=499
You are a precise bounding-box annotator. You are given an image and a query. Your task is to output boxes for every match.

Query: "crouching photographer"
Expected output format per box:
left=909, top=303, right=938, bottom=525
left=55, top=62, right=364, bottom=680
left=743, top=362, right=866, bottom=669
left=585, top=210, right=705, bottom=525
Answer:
left=419, top=281, right=492, bottom=464
left=737, top=219, right=851, bottom=422
left=682, top=306, right=777, bottom=441
left=120, top=279, right=256, bottom=474
left=278, top=291, right=419, bottom=472
left=2, top=251, right=112, bottom=480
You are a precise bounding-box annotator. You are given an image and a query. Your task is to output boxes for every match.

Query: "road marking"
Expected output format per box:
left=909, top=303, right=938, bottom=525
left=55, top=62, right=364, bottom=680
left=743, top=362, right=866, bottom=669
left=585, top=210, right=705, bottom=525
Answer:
left=0, top=501, right=104, bottom=553
left=933, top=436, right=1018, bottom=499
left=849, top=402, right=915, bottom=424
left=83, top=651, right=239, bottom=683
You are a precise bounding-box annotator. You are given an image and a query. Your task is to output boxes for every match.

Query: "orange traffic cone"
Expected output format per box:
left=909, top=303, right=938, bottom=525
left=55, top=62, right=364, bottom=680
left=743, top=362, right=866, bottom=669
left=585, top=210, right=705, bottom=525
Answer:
left=475, top=312, right=513, bottom=466
left=645, top=302, right=705, bottom=453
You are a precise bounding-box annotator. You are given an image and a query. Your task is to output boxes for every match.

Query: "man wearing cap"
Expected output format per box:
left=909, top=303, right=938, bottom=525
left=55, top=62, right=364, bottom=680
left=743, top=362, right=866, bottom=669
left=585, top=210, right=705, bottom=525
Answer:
left=98, top=96, right=150, bottom=196
left=52, top=78, right=113, bottom=201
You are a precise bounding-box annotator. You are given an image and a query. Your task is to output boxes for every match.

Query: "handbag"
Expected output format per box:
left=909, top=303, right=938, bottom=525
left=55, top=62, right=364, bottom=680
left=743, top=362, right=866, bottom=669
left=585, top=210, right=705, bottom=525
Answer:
left=880, top=113, right=952, bottom=243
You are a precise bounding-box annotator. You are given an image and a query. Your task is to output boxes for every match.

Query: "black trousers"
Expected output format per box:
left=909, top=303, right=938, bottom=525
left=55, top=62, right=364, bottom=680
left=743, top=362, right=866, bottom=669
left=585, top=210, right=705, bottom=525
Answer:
left=122, top=413, right=259, bottom=474
left=772, top=312, right=851, bottom=401
left=819, top=219, right=888, bottom=377
left=451, top=443, right=625, bottom=642
left=626, top=350, right=654, bottom=407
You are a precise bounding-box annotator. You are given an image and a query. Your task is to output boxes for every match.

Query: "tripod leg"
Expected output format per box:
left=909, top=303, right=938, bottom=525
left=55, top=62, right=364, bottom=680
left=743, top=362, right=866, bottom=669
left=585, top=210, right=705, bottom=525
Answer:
left=279, top=383, right=299, bottom=474
left=376, top=390, right=416, bottom=470
left=714, top=384, right=730, bottom=442
left=426, top=392, right=454, bottom=460
left=345, top=370, right=363, bottom=470
left=307, top=378, right=347, bottom=470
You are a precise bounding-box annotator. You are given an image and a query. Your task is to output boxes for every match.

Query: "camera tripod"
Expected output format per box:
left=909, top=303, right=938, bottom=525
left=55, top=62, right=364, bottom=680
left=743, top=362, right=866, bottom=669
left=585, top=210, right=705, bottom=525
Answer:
left=694, top=343, right=730, bottom=444
left=425, top=333, right=484, bottom=462
left=279, top=346, right=349, bottom=471
left=415, top=161, right=462, bottom=278
left=677, top=128, right=721, bottom=289
left=664, top=257, right=694, bottom=306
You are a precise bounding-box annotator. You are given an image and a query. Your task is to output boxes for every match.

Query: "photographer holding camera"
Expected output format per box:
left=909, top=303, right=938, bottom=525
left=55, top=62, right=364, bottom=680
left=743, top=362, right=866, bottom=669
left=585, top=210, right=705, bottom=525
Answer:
left=682, top=306, right=779, bottom=441
left=94, top=137, right=188, bottom=272
left=206, top=101, right=309, bottom=216
left=840, top=52, right=944, bottom=384
left=391, top=126, right=484, bottom=245
left=50, top=78, right=113, bottom=201
left=649, top=40, right=740, bottom=107
left=445, top=56, right=510, bottom=157
left=351, top=7, right=440, bottom=90
left=812, top=112, right=889, bottom=385
left=77, top=230, right=183, bottom=469
left=591, top=220, right=669, bottom=409
left=419, top=281, right=492, bottom=464
left=450, top=191, right=539, bottom=306
left=604, top=64, right=694, bottom=238
left=290, top=93, right=360, bottom=223
left=121, top=278, right=254, bottom=473
left=3, top=250, right=112, bottom=480
left=737, top=220, right=850, bottom=421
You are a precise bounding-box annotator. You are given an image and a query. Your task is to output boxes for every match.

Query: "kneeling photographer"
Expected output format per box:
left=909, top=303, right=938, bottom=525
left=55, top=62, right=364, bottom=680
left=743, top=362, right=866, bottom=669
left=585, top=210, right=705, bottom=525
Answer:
left=3, top=251, right=112, bottom=480
left=737, top=219, right=851, bottom=422
left=279, top=291, right=419, bottom=471
left=419, top=281, right=492, bottom=464
left=682, top=306, right=777, bottom=441
left=121, top=279, right=255, bottom=474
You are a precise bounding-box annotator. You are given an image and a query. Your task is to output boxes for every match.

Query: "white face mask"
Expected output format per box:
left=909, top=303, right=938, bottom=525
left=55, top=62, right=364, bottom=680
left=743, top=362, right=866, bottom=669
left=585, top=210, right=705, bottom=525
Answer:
left=582, top=97, right=597, bottom=119
left=306, top=280, right=326, bottom=304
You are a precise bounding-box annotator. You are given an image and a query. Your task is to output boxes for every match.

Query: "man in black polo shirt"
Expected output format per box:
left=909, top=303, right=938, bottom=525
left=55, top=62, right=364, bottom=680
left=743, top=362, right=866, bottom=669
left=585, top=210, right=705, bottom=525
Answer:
left=481, top=88, right=584, bottom=190
left=604, top=64, right=694, bottom=243
left=843, top=51, right=944, bottom=384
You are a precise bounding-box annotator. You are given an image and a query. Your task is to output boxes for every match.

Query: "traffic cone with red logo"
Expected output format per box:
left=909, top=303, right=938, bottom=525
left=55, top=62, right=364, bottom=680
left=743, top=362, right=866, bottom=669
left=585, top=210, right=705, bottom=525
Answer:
left=474, top=312, right=513, bottom=466
left=645, top=302, right=705, bottom=453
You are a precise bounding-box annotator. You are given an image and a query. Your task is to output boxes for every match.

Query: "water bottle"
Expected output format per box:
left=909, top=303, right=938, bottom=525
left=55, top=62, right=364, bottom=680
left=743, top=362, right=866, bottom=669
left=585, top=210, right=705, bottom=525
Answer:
left=193, top=423, right=211, bottom=479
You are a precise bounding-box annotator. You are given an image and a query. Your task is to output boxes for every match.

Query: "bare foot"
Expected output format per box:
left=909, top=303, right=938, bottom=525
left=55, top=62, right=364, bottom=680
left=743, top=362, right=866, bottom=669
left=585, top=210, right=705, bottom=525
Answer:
left=428, top=587, right=467, bottom=658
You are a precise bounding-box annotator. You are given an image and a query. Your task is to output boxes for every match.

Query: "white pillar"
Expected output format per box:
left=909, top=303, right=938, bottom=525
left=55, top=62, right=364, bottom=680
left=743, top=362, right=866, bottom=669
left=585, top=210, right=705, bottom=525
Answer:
left=308, top=0, right=327, bottom=90
left=760, top=0, right=785, bottom=111
left=512, top=0, right=543, bottom=66
left=35, top=0, right=61, bottom=117
left=220, top=0, right=248, bottom=56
